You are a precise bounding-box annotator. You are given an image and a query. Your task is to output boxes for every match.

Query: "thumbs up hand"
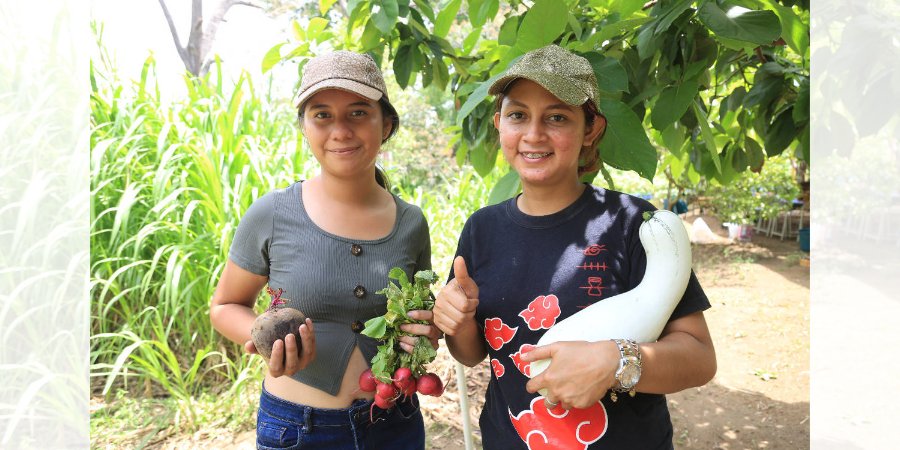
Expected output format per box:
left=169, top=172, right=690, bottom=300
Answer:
left=433, top=256, right=480, bottom=337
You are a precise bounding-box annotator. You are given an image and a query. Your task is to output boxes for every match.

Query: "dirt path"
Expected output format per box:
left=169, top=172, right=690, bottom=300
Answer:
left=154, top=215, right=810, bottom=450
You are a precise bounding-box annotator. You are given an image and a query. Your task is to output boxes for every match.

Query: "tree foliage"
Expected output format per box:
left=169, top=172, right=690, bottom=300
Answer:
left=266, top=0, right=809, bottom=196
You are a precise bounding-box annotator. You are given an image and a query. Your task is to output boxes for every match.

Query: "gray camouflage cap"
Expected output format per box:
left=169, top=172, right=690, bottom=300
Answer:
left=294, top=51, right=398, bottom=130
left=489, top=45, right=600, bottom=110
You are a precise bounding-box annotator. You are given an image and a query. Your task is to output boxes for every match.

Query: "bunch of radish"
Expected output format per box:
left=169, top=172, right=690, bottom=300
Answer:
left=359, top=366, right=444, bottom=409
left=359, top=268, right=444, bottom=410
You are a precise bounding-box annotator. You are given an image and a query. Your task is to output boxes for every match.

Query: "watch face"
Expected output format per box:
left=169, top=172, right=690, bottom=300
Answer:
left=620, top=364, right=640, bottom=388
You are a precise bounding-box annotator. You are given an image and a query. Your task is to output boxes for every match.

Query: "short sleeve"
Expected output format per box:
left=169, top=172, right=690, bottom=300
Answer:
left=228, top=193, right=275, bottom=276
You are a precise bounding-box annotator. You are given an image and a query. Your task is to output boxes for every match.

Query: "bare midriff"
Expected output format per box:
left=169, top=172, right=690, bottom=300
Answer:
left=263, top=346, right=375, bottom=408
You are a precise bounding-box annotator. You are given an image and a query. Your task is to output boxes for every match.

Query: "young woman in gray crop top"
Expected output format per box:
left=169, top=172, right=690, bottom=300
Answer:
left=209, top=51, right=440, bottom=450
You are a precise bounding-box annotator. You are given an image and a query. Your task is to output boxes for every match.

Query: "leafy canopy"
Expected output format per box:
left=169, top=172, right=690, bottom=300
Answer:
left=267, top=0, right=809, bottom=199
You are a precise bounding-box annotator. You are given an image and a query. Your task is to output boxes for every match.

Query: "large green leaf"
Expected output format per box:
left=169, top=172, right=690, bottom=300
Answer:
left=470, top=139, right=499, bottom=177
left=320, top=0, right=338, bottom=14
left=434, top=0, right=461, bottom=37
left=457, top=72, right=504, bottom=125
left=712, top=144, right=739, bottom=185
left=719, top=86, right=746, bottom=121
left=759, top=0, right=809, bottom=56
left=691, top=100, right=722, bottom=173
left=660, top=122, right=686, bottom=156
left=697, top=3, right=781, bottom=45
left=261, top=43, right=285, bottom=73
left=573, top=17, right=651, bottom=53
left=360, top=20, right=382, bottom=51
left=651, top=0, right=694, bottom=34
left=650, top=77, right=699, bottom=131
left=372, top=0, right=399, bottom=35
left=743, top=70, right=783, bottom=110
left=393, top=44, right=414, bottom=89
left=635, top=24, right=662, bottom=61
left=583, top=53, right=628, bottom=93
left=731, top=146, right=749, bottom=173
left=597, top=99, right=658, bottom=180
left=745, top=136, right=765, bottom=172
left=413, top=0, right=436, bottom=22
left=610, top=0, right=645, bottom=19
left=764, top=106, right=798, bottom=156
left=516, top=0, right=568, bottom=52
left=488, top=170, right=521, bottom=205
left=469, top=0, right=499, bottom=27
left=499, top=15, right=519, bottom=46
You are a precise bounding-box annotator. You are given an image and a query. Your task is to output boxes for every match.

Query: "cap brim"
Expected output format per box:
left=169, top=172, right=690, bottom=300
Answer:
left=294, top=78, right=383, bottom=109
left=488, top=72, right=589, bottom=107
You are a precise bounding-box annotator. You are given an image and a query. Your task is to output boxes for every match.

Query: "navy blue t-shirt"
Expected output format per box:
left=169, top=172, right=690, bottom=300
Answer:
left=450, top=184, right=710, bottom=450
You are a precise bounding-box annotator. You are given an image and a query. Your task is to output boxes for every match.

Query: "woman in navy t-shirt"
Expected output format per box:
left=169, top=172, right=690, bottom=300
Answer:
left=432, top=45, right=717, bottom=450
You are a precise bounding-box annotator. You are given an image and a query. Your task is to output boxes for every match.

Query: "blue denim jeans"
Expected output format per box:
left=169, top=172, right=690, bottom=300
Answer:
left=256, top=383, right=425, bottom=450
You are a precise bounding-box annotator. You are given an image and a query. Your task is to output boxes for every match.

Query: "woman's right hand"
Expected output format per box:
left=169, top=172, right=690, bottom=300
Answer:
left=433, top=256, right=480, bottom=336
left=244, top=318, right=317, bottom=377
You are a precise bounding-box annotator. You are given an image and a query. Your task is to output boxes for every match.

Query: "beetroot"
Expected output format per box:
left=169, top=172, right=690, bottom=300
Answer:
left=250, top=288, right=306, bottom=362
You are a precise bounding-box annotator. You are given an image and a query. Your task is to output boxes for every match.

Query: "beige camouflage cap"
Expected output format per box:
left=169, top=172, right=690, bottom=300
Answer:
left=489, top=45, right=600, bottom=110
left=294, top=51, right=398, bottom=118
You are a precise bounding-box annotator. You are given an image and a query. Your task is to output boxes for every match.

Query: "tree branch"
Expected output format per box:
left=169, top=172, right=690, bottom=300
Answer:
left=197, top=0, right=263, bottom=76
left=157, top=0, right=188, bottom=63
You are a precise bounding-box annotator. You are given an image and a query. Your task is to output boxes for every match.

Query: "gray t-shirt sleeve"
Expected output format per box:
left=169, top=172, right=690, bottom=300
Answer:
left=228, top=193, right=275, bottom=276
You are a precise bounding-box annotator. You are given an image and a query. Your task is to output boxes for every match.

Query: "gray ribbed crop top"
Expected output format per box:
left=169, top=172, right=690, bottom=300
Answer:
left=228, top=181, right=431, bottom=395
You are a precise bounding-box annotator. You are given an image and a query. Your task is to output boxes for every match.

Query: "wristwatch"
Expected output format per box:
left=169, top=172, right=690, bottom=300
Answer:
left=610, top=339, right=642, bottom=402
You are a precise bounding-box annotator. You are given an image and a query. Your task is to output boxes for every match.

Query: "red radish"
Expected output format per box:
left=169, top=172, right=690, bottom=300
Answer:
left=392, top=367, right=413, bottom=390
left=400, top=377, right=417, bottom=397
left=416, top=372, right=443, bottom=396
left=373, top=394, right=395, bottom=409
left=375, top=381, right=397, bottom=400
left=358, top=369, right=377, bottom=393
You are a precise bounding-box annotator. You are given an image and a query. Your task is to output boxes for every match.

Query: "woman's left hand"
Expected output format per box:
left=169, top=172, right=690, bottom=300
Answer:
left=521, top=340, right=620, bottom=410
left=398, top=310, right=443, bottom=353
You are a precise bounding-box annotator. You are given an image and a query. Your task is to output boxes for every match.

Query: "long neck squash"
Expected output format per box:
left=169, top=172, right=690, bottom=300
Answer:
left=529, top=209, right=693, bottom=379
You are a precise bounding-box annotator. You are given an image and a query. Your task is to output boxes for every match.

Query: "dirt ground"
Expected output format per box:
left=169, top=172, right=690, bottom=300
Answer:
left=152, top=212, right=810, bottom=450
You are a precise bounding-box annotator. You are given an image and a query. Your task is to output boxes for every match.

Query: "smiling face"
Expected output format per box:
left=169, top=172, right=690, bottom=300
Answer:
left=494, top=79, right=604, bottom=189
left=301, top=89, right=393, bottom=181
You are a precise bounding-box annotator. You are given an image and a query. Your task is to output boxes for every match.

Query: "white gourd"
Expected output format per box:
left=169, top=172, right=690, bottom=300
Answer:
left=529, top=209, right=693, bottom=381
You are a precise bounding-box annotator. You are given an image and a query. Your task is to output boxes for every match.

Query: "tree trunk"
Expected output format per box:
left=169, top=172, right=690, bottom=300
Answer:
left=157, top=0, right=261, bottom=77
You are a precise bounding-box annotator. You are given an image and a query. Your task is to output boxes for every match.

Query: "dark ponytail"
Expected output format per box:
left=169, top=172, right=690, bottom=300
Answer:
left=375, top=164, right=391, bottom=191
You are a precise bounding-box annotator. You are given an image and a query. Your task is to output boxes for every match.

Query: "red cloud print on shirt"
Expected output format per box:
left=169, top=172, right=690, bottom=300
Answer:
left=485, top=318, right=518, bottom=351
left=509, top=397, right=608, bottom=450
left=510, top=344, right=537, bottom=377
left=491, top=358, right=506, bottom=378
left=519, top=295, right=561, bottom=330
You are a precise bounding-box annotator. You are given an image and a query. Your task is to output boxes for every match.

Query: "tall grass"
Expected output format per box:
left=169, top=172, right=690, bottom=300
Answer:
left=89, top=46, right=320, bottom=421
left=1, top=3, right=90, bottom=448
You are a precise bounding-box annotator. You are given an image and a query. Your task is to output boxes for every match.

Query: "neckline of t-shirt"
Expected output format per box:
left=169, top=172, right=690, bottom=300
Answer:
left=291, top=180, right=406, bottom=244
left=505, top=183, right=596, bottom=229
